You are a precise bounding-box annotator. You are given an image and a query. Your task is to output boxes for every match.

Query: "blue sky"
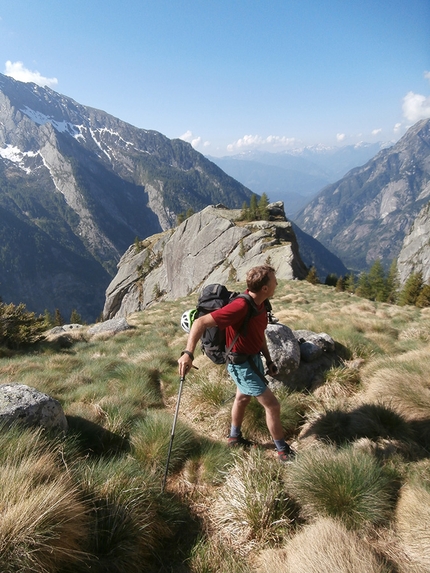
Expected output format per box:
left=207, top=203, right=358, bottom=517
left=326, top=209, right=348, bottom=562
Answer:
left=1, top=0, right=429, bottom=156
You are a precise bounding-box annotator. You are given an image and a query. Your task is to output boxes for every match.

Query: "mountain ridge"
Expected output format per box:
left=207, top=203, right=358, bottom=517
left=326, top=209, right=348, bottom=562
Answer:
left=294, top=118, right=430, bottom=272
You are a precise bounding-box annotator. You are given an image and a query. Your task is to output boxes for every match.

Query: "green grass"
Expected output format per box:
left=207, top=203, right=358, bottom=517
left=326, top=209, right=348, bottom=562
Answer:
left=1, top=279, right=430, bottom=570
left=286, top=444, right=399, bottom=529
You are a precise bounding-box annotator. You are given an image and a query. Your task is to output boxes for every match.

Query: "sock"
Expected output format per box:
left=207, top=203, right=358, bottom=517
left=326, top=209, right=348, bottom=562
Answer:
left=230, top=425, right=241, bottom=438
left=274, top=438, right=287, bottom=451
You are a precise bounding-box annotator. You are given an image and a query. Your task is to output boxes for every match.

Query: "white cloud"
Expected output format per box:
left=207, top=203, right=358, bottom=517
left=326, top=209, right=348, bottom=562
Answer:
left=371, top=128, right=382, bottom=136
left=393, top=122, right=402, bottom=133
left=4, top=60, right=58, bottom=88
left=402, top=90, right=430, bottom=122
left=178, top=130, right=209, bottom=149
left=336, top=133, right=346, bottom=142
left=227, top=134, right=297, bottom=152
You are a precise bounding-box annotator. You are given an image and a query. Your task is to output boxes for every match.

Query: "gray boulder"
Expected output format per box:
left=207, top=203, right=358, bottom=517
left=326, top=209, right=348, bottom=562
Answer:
left=0, top=384, right=68, bottom=433
left=88, top=317, right=131, bottom=336
left=293, top=330, right=336, bottom=362
left=265, top=323, right=301, bottom=377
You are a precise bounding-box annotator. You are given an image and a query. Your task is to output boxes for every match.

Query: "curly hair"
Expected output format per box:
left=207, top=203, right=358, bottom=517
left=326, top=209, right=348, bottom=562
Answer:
left=246, top=265, right=276, bottom=293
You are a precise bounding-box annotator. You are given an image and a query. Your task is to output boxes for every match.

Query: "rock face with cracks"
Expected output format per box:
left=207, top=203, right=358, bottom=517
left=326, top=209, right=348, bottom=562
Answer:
left=103, top=202, right=308, bottom=319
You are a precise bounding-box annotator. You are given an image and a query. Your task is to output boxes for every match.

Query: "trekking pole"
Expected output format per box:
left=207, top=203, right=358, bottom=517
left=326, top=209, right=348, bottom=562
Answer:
left=161, top=375, right=185, bottom=493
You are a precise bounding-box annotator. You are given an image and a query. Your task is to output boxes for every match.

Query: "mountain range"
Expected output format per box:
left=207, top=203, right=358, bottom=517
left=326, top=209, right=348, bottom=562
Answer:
left=294, top=118, right=430, bottom=272
left=0, top=73, right=254, bottom=321
left=208, top=142, right=389, bottom=218
left=1, top=72, right=428, bottom=322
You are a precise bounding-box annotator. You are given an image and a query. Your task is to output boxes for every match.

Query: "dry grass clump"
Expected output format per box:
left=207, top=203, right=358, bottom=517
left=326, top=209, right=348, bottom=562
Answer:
left=255, top=517, right=389, bottom=573
left=0, top=426, right=89, bottom=573
left=131, top=409, right=198, bottom=475
left=395, top=482, right=430, bottom=571
left=210, top=449, right=297, bottom=554
left=360, top=347, right=430, bottom=449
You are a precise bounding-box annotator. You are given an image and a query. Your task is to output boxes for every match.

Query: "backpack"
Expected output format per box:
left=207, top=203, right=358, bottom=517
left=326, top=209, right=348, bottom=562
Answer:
left=195, top=283, right=273, bottom=364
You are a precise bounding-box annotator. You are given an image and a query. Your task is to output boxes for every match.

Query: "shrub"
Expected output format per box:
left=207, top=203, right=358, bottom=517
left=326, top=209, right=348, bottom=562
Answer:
left=0, top=302, right=45, bottom=349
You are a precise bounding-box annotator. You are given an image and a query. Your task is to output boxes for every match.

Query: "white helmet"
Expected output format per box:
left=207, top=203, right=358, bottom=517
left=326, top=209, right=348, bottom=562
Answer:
left=181, top=309, right=197, bottom=333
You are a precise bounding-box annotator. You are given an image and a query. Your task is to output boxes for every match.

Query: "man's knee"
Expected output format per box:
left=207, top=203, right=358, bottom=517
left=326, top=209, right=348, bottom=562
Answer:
left=235, top=393, right=251, bottom=406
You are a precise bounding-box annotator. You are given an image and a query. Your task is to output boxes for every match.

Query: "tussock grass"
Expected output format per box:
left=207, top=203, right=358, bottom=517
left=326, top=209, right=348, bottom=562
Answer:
left=395, top=483, right=430, bottom=571
left=255, top=517, right=389, bottom=573
left=286, top=444, right=399, bottom=529
left=2, top=278, right=430, bottom=570
left=211, top=449, right=297, bottom=553
left=131, top=409, right=198, bottom=475
left=77, top=456, right=179, bottom=572
left=0, top=426, right=89, bottom=573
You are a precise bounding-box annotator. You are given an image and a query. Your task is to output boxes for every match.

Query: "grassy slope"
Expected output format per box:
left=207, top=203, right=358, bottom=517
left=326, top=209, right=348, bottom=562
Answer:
left=0, top=279, right=430, bottom=572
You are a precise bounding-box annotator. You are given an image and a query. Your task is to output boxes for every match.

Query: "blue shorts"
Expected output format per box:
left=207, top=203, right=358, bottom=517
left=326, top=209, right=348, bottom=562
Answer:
left=227, top=354, right=267, bottom=397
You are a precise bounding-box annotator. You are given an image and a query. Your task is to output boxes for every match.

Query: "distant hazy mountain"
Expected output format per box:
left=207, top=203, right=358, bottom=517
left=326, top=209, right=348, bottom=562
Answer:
left=0, top=73, right=254, bottom=320
left=208, top=142, right=389, bottom=217
left=294, top=118, right=430, bottom=273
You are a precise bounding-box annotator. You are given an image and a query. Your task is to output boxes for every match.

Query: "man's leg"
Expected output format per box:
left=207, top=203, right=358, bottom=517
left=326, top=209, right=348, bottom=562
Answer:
left=255, top=387, right=283, bottom=440
left=231, top=387, right=252, bottom=428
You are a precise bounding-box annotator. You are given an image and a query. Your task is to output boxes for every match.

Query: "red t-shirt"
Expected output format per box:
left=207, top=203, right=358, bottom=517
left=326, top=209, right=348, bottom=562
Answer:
left=211, top=293, right=268, bottom=355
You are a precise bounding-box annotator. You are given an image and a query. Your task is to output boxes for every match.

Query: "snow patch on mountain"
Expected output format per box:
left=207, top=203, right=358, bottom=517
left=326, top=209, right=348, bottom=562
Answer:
left=0, top=144, right=39, bottom=173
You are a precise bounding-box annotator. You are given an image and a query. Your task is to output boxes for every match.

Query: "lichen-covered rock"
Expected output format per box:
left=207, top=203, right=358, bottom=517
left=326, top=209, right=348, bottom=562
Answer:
left=264, top=322, right=301, bottom=377
left=0, top=384, right=68, bottom=433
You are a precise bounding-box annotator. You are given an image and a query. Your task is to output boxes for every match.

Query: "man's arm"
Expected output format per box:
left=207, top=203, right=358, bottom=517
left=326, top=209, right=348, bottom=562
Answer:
left=178, top=314, right=217, bottom=377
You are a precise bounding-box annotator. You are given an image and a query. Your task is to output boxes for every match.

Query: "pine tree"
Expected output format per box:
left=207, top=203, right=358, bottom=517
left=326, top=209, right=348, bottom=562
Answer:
left=367, top=259, right=387, bottom=301
left=344, top=273, right=356, bottom=293
left=258, top=193, right=270, bottom=220
left=239, top=201, right=250, bottom=221
left=249, top=194, right=258, bottom=220
left=306, top=266, right=320, bottom=285
left=416, top=283, right=430, bottom=308
left=70, top=309, right=82, bottom=324
left=385, top=259, right=400, bottom=304
left=398, top=272, right=424, bottom=306
left=54, top=308, right=64, bottom=326
left=355, top=271, right=372, bottom=299
left=335, top=276, right=345, bottom=291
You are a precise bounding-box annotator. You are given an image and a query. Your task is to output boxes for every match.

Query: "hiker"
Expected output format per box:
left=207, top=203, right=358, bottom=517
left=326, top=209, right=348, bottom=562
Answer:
left=178, top=264, right=293, bottom=461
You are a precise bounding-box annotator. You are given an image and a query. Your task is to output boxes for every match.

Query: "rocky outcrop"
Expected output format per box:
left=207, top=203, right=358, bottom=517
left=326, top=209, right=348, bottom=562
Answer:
left=0, top=384, right=68, bottom=433
left=103, top=202, right=308, bottom=319
left=397, top=200, right=430, bottom=285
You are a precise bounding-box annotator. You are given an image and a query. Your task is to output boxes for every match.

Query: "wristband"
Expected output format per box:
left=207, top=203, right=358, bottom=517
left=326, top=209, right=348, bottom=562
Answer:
left=181, top=350, right=194, bottom=361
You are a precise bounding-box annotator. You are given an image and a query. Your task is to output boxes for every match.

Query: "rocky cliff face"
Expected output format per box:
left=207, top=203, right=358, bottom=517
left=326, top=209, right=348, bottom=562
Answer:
left=397, top=200, right=430, bottom=285
left=294, top=118, right=430, bottom=271
left=103, top=203, right=308, bottom=319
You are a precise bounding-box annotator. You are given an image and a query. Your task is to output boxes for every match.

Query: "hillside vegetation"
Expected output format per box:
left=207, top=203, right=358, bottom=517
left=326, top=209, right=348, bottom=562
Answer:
left=1, top=279, right=430, bottom=572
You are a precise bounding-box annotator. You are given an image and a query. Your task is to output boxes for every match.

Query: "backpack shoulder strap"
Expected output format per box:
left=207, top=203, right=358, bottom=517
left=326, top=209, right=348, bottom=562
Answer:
left=224, top=294, right=256, bottom=356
